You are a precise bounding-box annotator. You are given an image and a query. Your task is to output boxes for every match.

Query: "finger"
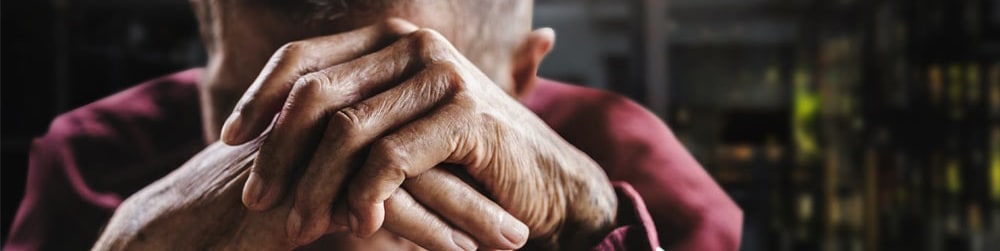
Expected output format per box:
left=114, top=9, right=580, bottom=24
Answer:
left=222, top=18, right=419, bottom=145
left=404, top=167, right=529, bottom=249
left=347, top=100, right=479, bottom=237
left=331, top=182, right=518, bottom=251
left=243, top=33, right=423, bottom=211
left=285, top=66, right=459, bottom=242
left=382, top=187, right=478, bottom=251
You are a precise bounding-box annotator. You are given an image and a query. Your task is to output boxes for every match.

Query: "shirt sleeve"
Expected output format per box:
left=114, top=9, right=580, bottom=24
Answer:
left=591, top=182, right=663, bottom=251
left=584, top=94, right=744, bottom=251
left=4, top=69, right=204, bottom=250
left=4, top=127, right=124, bottom=250
left=526, top=80, right=743, bottom=251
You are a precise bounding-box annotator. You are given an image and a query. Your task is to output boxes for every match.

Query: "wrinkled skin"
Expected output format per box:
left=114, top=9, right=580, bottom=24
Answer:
left=96, top=0, right=619, bottom=250
left=95, top=140, right=465, bottom=250
left=222, top=19, right=617, bottom=250
left=94, top=140, right=286, bottom=250
left=96, top=138, right=538, bottom=250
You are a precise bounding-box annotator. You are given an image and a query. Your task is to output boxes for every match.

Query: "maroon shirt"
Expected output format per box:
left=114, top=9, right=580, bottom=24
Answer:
left=5, top=69, right=742, bottom=250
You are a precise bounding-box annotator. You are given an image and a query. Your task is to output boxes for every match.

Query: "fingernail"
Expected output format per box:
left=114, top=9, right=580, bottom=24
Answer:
left=220, top=112, right=243, bottom=144
left=348, top=213, right=360, bottom=234
left=501, top=220, right=529, bottom=246
left=288, top=210, right=303, bottom=242
left=452, top=231, right=477, bottom=251
left=242, top=173, right=265, bottom=209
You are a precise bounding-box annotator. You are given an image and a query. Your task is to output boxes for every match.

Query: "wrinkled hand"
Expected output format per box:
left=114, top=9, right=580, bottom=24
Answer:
left=94, top=140, right=502, bottom=250
left=222, top=18, right=618, bottom=250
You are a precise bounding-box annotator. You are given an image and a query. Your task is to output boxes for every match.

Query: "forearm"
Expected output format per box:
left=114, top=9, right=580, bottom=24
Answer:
left=92, top=139, right=625, bottom=251
left=93, top=140, right=296, bottom=250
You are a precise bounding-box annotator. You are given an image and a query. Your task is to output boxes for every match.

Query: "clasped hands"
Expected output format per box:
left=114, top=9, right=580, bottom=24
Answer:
left=216, top=18, right=616, bottom=250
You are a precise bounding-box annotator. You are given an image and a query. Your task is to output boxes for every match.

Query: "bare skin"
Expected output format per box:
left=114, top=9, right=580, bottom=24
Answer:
left=93, top=139, right=516, bottom=250
left=96, top=1, right=618, bottom=250
left=223, top=18, right=617, bottom=250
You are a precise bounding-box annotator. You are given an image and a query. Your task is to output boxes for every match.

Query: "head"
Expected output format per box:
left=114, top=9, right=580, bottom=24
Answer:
left=190, top=0, right=555, bottom=141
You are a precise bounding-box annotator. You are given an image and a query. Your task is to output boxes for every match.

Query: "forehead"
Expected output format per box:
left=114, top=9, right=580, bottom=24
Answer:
left=204, top=0, right=457, bottom=42
left=229, top=0, right=453, bottom=31
left=237, top=0, right=436, bottom=20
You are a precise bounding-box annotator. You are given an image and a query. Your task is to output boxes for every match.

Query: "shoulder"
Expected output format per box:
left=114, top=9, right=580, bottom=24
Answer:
left=36, top=68, right=205, bottom=187
left=10, top=69, right=205, bottom=250
left=43, top=68, right=203, bottom=145
left=524, top=78, right=679, bottom=171
left=524, top=79, right=744, bottom=250
left=525, top=78, right=672, bottom=143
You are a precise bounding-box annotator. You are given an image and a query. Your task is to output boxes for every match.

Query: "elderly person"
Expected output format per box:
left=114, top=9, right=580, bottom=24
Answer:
left=5, top=0, right=742, bottom=250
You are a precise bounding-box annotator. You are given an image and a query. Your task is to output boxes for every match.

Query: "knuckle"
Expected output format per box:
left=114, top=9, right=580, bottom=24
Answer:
left=293, top=73, right=327, bottom=94
left=372, top=137, right=405, bottom=161
left=409, top=28, right=452, bottom=62
left=371, top=138, right=412, bottom=174
left=272, top=42, right=308, bottom=69
left=476, top=110, right=505, bottom=132
left=432, top=60, right=460, bottom=76
left=277, top=41, right=307, bottom=57
left=423, top=62, right=466, bottom=95
left=328, top=109, right=364, bottom=139
left=284, top=73, right=328, bottom=114
left=450, top=91, right=478, bottom=111
left=272, top=41, right=323, bottom=77
left=441, top=62, right=467, bottom=90
left=409, top=28, right=443, bottom=45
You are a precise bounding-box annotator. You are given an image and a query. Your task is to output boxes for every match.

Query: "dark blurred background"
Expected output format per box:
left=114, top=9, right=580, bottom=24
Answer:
left=3, top=0, right=1000, bottom=250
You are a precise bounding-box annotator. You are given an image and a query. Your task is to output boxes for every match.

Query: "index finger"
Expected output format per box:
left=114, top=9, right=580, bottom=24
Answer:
left=220, top=18, right=420, bottom=145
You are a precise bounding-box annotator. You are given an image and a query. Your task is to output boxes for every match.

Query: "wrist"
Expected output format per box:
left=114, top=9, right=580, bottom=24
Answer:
left=559, top=172, right=618, bottom=250
left=534, top=149, right=618, bottom=250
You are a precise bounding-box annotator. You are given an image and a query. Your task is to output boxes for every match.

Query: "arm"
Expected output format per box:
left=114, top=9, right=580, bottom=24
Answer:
left=527, top=81, right=743, bottom=251
left=5, top=70, right=204, bottom=251
left=601, top=98, right=743, bottom=251
left=5, top=134, right=123, bottom=250
left=94, top=139, right=298, bottom=250
left=94, top=138, right=528, bottom=250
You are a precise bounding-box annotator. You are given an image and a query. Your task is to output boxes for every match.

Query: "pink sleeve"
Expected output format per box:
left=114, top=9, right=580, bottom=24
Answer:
left=4, top=122, right=125, bottom=250
left=4, top=69, right=204, bottom=250
left=591, top=96, right=744, bottom=251
left=591, top=182, right=661, bottom=251
left=525, top=80, right=743, bottom=251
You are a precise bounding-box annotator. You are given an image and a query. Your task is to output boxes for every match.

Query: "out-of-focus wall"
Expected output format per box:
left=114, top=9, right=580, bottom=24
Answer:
left=534, top=0, right=1000, bottom=251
